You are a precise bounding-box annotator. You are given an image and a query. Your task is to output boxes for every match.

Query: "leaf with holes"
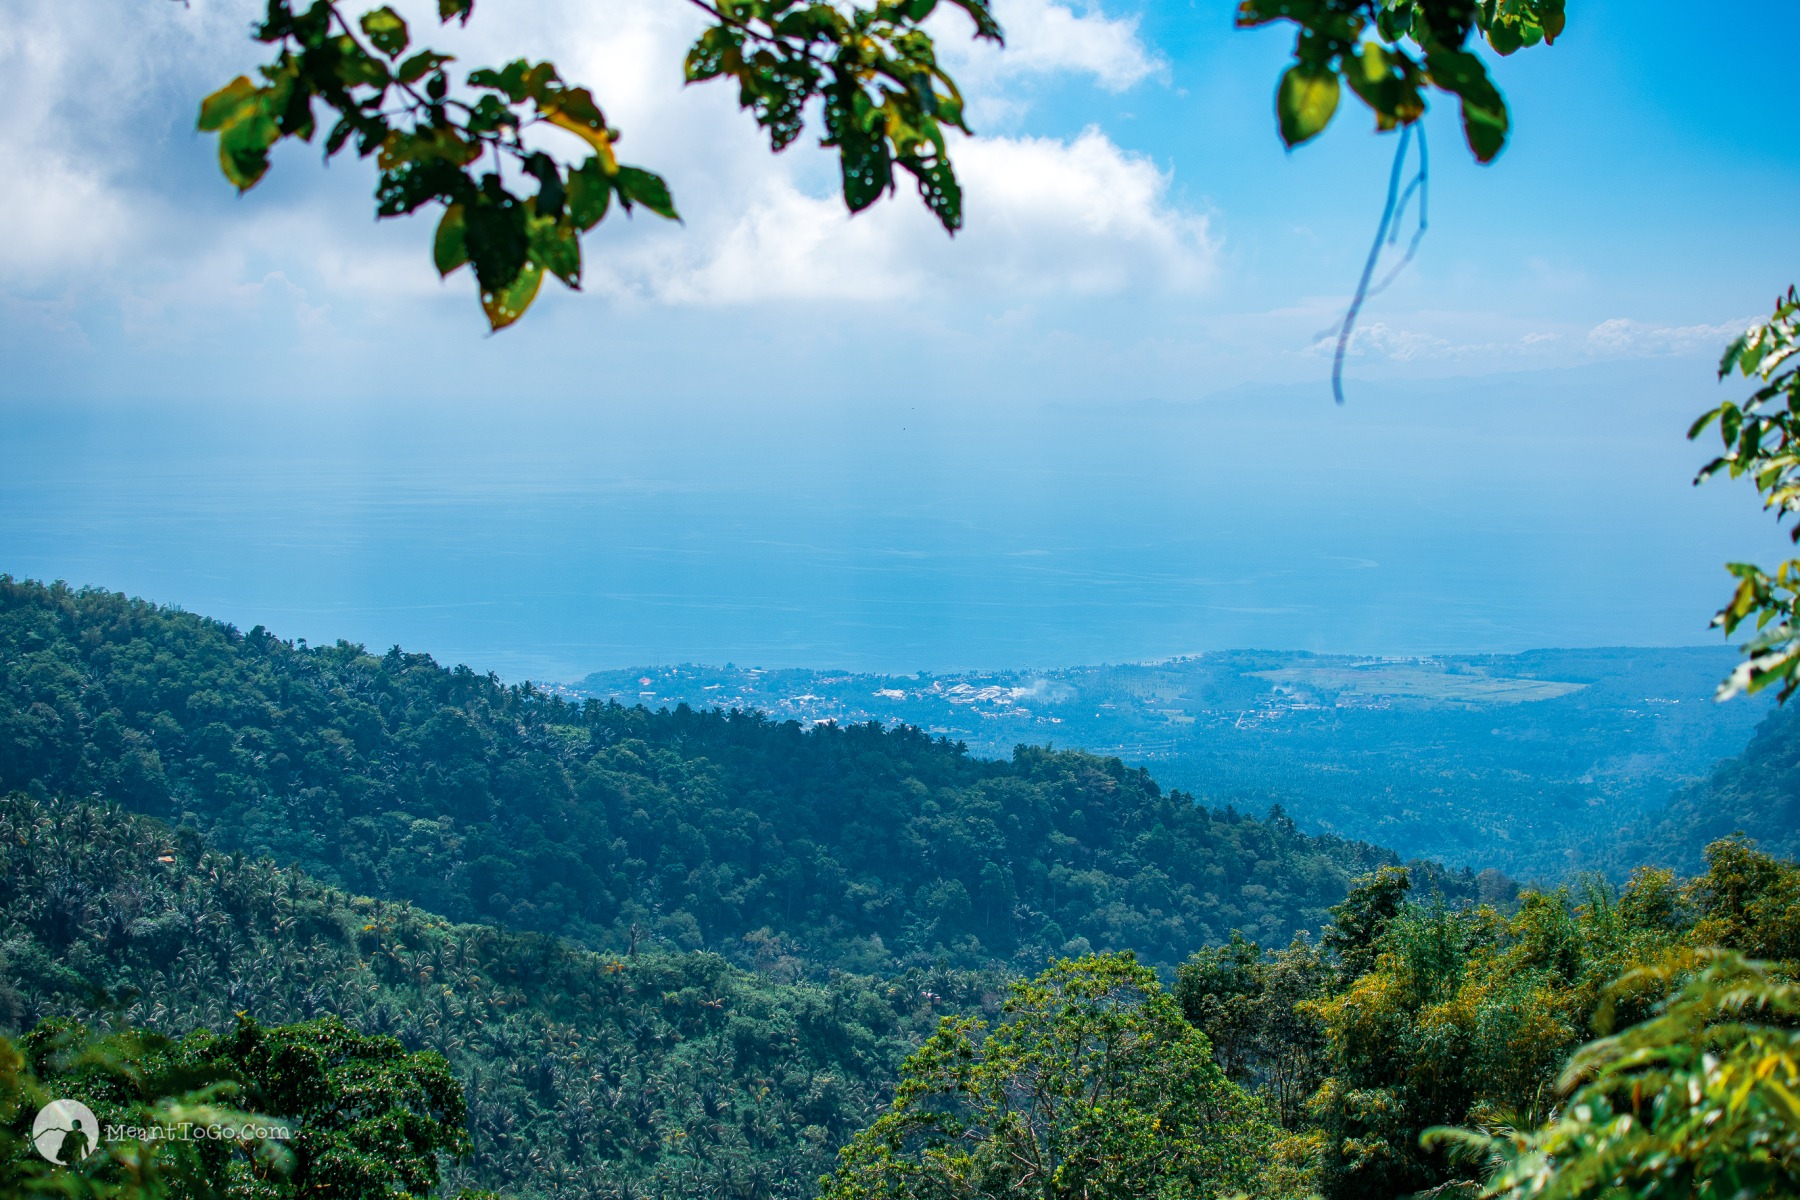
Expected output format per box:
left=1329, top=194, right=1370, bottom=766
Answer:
left=529, top=218, right=581, bottom=289
left=567, top=158, right=612, bottom=230
left=481, top=262, right=544, bottom=330
left=359, top=7, right=410, bottom=58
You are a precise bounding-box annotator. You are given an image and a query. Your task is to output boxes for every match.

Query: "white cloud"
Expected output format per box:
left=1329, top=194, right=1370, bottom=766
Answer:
left=1584, top=316, right=1753, bottom=356
left=0, top=0, right=1190, bottom=328
left=0, top=149, right=137, bottom=285
left=623, top=184, right=917, bottom=304
left=1325, top=322, right=1456, bottom=363
left=945, top=0, right=1166, bottom=93
left=442, top=0, right=1191, bottom=303
left=0, top=6, right=147, bottom=284
left=1286, top=307, right=1761, bottom=372
left=605, top=127, right=1214, bottom=304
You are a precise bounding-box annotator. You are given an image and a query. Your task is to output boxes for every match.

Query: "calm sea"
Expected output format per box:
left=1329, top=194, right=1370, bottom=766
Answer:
left=0, top=361, right=1781, bottom=680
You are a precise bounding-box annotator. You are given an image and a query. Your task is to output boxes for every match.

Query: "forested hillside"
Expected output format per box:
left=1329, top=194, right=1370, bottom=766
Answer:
left=19, top=795, right=1800, bottom=1200
left=0, top=577, right=1392, bottom=969
left=1167, top=837, right=1800, bottom=1198
left=1618, top=702, right=1800, bottom=873
left=0, top=793, right=1004, bottom=1200
left=574, top=650, right=1770, bottom=879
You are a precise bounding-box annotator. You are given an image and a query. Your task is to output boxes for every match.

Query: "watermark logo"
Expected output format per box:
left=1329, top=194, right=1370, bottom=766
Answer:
left=33, top=1100, right=99, bottom=1166
left=31, top=1099, right=293, bottom=1167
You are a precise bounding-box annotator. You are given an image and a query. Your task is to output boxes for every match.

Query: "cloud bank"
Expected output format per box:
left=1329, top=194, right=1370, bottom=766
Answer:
left=0, top=0, right=1198, bottom=325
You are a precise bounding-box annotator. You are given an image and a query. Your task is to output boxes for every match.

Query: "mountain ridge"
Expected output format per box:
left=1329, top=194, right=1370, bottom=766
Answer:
left=0, top=576, right=1392, bottom=971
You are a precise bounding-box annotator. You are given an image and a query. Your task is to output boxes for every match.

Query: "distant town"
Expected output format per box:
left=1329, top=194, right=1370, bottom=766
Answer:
left=554, top=647, right=1765, bottom=877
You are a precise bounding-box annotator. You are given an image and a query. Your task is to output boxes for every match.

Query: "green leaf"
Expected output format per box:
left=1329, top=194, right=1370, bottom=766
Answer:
left=470, top=60, right=537, bottom=104
left=376, top=126, right=479, bottom=171
left=1277, top=64, right=1340, bottom=147
left=397, top=52, right=454, bottom=85
left=481, top=261, right=544, bottom=331
left=438, top=0, right=474, bottom=24
left=273, top=73, right=318, bottom=141
left=1486, top=19, right=1525, bottom=55
left=1689, top=408, right=1724, bottom=441
left=1721, top=405, right=1743, bottom=447
left=374, top=157, right=463, bottom=216
left=547, top=84, right=605, bottom=128
left=1458, top=94, right=1508, bottom=162
left=324, top=116, right=356, bottom=157
left=1342, top=42, right=1424, bottom=129
left=1235, top=0, right=1297, bottom=29
left=529, top=219, right=581, bottom=289
left=835, top=126, right=893, bottom=213
left=1375, top=4, right=1414, bottom=40
left=1542, top=2, right=1566, bottom=41
left=331, top=35, right=392, bottom=88
left=434, top=204, right=469, bottom=277
left=1424, top=47, right=1509, bottom=162
left=615, top=166, right=679, bottom=220
left=567, top=158, right=612, bottom=231
left=1720, top=332, right=1752, bottom=379
left=198, top=77, right=260, bottom=132
left=217, top=106, right=281, bottom=190
left=360, top=7, right=410, bottom=57
left=522, top=152, right=565, bottom=220
left=463, top=199, right=531, bottom=294
left=943, top=0, right=1003, bottom=41
left=904, top=155, right=961, bottom=233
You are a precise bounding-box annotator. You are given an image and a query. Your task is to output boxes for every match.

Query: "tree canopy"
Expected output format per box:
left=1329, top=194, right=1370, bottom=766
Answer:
left=1430, top=951, right=1800, bottom=1200
left=0, top=1013, right=463, bottom=1200
left=15, top=579, right=1800, bottom=1196
left=819, top=952, right=1287, bottom=1200
left=0, top=576, right=1393, bottom=971
left=0, top=790, right=1015, bottom=1200
left=1170, top=838, right=1800, bottom=1199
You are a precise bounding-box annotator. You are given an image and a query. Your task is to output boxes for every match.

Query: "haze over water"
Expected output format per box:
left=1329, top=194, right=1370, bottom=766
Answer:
left=2, top=0, right=1793, bottom=684
left=1, top=356, right=1784, bottom=682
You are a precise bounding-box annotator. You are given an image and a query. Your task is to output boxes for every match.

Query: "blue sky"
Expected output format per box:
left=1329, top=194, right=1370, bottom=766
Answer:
left=1, top=0, right=1796, bottom=677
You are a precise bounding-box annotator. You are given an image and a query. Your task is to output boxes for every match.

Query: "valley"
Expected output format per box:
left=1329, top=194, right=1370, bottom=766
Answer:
left=570, top=647, right=1773, bottom=878
left=4, top=576, right=1798, bottom=1200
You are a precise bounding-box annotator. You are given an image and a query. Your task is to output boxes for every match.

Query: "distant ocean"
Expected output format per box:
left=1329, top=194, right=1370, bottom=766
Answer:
left=1, top=363, right=1785, bottom=681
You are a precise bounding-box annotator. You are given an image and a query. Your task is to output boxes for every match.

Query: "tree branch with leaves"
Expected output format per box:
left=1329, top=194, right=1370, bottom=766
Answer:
left=200, top=0, right=999, bottom=330
left=1689, top=288, right=1800, bottom=700
left=1239, top=0, right=1564, bottom=161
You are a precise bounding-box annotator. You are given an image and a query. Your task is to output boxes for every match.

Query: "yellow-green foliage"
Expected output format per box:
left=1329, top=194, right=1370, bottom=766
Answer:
left=1686, top=836, right=1800, bottom=960
left=1281, top=845, right=1800, bottom=1200
left=1425, top=841, right=1800, bottom=1197
left=820, top=953, right=1284, bottom=1200
left=1432, top=951, right=1800, bottom=1198
left=1299, top=841, right=1800, bottom=1199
